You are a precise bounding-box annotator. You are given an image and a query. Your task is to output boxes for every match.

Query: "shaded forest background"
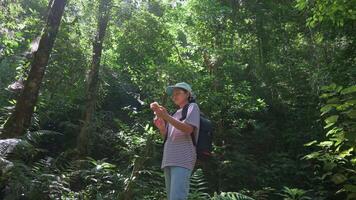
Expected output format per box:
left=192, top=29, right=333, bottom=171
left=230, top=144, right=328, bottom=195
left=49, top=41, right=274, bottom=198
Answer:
left=0, top=0, right=355, bottom=199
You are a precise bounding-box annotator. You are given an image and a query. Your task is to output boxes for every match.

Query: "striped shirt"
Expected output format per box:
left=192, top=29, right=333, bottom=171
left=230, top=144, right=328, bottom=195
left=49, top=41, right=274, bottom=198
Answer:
left=161, top=103, right=200, bottom=170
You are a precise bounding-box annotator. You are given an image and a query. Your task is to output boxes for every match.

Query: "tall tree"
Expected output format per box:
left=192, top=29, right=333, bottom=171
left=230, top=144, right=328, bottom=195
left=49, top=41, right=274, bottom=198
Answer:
left=1, top=0, right=67, bottom=138
left=77, top=0, right=112, bottom=155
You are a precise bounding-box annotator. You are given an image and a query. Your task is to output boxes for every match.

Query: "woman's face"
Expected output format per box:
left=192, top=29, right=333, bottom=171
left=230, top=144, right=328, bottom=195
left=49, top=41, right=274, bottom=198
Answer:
left=171, top=88, right=189, bottom=105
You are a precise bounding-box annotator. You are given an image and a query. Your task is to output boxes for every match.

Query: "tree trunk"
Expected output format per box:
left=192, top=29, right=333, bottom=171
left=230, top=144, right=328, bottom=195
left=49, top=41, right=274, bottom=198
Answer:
left=1, top=0, right=67, bottom=139
left=77, top=0, right=112, bottom=155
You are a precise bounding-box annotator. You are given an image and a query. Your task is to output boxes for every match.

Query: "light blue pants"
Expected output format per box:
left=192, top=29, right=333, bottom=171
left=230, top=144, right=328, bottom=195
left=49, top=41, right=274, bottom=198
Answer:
left=163, top=166, right=192, bottom=200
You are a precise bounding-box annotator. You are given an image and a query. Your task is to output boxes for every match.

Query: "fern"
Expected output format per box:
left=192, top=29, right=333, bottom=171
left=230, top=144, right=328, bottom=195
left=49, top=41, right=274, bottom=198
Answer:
left=25, top=130, right=63, bottom=146
left=239, top=187, right=275, bottom=200
left=188, top=168, right=210, bottom=200
left=211, top=192, right=255, bottom=200
left=277, top=186, right=312, bottom=200
left=0, top=130, right=73, bottom=199
left=1, top=157, right=72, bottom=199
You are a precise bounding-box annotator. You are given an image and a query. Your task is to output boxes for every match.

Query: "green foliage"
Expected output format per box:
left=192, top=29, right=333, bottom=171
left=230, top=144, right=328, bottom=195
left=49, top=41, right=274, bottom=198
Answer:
left=1, top=138, right=124, bottom=199
left=70, top=158, right=123, bottom=199
left=0, top=0, right=355, bottom=199
left=0, top=0, right=46, bottom=108
left=303, top=84, right=356, bottom=199
left=211, top=191, right=255, bottom=200
left=111, top=9, right=174, bottom=101
left=277, top=186, right=312, bottom=200
left=296, top=0, right=356, bottom=27
left=188, top=168, right=210, bottom=200
left=0, top=131, right=71, bottom=199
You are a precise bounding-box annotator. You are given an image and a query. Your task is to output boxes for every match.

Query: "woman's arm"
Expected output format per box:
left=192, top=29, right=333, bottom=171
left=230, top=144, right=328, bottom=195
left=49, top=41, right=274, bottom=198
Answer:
left=153, top=104, right=196, bottom=135
left=164, top=115, right=194, bottom=134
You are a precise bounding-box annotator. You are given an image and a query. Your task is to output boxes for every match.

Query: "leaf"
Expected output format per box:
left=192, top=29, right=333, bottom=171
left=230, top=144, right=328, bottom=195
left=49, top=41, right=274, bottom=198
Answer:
left=324, top=123, right=335, bottom=129
left=302, top=152, right=320, bottom=160
left=320, top=92, right=336, bottom=99
left=339, top=147, right=353, bottom=158
left=320, top=104, right=334, bottom=116
left=326, top=127, right=340, bottom=137
left=295, top=0, right=307, bottom=10
left=327, top=97, right=339, bottom=104
left=319, top=141, right=333, bottom=147
left=341, top=85, right=356, bottom=95
left=325, top=115, right=339, bottom=124
left=304, top=140, right=317, bottom=146
left=324, top=115, right=339, bottom=128
left=329, top=132, right=345, bottom=147
left=345, top=99, right=356, bottom=105
left=321, top=83, right=337, bottom=92
left=336, top=103, right=352, bottom=111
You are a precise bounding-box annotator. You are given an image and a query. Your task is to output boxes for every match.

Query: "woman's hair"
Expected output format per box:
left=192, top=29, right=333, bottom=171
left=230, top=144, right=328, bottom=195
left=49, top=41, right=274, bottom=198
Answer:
left=180, top=88, right=196, bottom=103
left=188, top=93, right=196, bottom=103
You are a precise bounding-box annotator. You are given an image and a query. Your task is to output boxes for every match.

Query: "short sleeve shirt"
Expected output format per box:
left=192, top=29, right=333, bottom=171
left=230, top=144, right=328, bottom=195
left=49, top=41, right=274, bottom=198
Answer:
left=161, top=103, right=200, bottom=170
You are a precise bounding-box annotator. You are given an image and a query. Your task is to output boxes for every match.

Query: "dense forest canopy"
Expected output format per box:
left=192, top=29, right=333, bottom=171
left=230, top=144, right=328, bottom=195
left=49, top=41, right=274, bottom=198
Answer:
left=0, top=0, right=355, bottom=199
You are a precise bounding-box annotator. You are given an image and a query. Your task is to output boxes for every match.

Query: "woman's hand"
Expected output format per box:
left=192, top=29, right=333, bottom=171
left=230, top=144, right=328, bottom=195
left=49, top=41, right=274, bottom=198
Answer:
left=153, top=116, right=166, bottom=130
left=154, top=106, right=169, bottom=120
left=150, top=101, right=168, bottom=133
left=150, top=102, right=160, bottom=110
left=150, top=102, right=169, bottom=120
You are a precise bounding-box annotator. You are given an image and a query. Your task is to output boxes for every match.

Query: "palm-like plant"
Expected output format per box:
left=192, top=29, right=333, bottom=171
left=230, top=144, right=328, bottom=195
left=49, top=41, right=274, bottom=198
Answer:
left=277, top=186, right=312, bottom=200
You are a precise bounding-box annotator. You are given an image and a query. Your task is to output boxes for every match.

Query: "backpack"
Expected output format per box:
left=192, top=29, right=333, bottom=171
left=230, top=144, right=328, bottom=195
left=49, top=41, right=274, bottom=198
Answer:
left=163, top=103, right=213, bottom=160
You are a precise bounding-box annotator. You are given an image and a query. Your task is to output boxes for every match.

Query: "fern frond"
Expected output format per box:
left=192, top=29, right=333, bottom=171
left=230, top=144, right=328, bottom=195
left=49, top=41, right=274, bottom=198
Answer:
left=211, top=191, right=255, bottom=200
left=188, top=168, right=210, bottom=200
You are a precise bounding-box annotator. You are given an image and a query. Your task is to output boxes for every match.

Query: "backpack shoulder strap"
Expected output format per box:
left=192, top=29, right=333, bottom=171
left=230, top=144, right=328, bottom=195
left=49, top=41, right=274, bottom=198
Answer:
left=180, top=103, right=198, bottom=146
left=180, top=103, right=191, bottom=121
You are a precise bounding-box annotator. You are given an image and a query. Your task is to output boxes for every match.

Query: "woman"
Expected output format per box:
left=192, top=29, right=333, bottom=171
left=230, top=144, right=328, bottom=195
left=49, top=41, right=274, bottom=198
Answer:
left=150, top=82, right=200, bottom=200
